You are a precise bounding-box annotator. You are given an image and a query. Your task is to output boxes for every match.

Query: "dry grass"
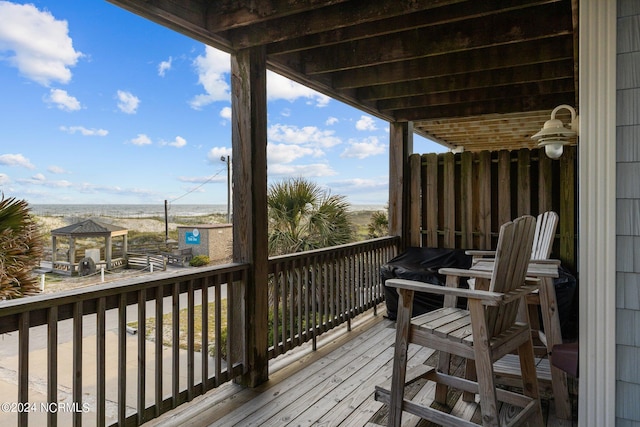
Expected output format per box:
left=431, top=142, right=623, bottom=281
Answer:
left=129, top=300, right=228, bottom=353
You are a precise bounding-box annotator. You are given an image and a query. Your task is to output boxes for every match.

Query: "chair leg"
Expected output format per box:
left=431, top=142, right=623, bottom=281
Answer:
left=517, top=337, right=544, bottom=425
left=462, top=358, right=477, bottom=402
left=388, top=288, right=414, bottom=427
left=435, top=350, right=451, bottom=404
left=469, top=301, right=500, bottom=427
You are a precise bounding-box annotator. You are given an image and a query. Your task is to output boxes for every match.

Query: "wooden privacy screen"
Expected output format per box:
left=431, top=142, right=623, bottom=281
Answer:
left=408, top=146, right=577, bottom=271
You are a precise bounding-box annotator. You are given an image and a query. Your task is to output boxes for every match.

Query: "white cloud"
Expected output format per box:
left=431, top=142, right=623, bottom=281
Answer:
left=46, top=88, right=81, bottom=111
left=330, top=177, right=388, bottom=191
left=0, top=173, right=10, bottom=185
left=48, top=165, right=68, bottom=174
left=267, top=71, right=330, bottom=107
left=355, top=115, right=378, bottom=131
left=190, top=46, right=230, bottom=110
left=158, top=56, right=172, bottom=76
left=207, top=146, right=232, bottom=163
left=116, top=90, right=140, bottom=114
left=326, top=117, right=339, bottom=125
left=0, top=1, right=82, bottom=86
left=219, top=106, right=231, bottom=120
left=164, top=136, right=187, bottom=148
left=60, top=125, right=108, bottom=136
left=16, top=174, right=72, bottom=188
left=0, top=153, right=35, bottom=169
left=269, top=163, right=337, bottom=177
left=268, top=124, right=341, bottom=148
left=341, top=136, right=386, bottom=159
left=130, top=134, right=152, bottom=146
left=268, top=143, right=316, bottom=164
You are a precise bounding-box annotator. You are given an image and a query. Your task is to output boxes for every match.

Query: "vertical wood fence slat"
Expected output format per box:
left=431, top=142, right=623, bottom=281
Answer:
left=461, top=151, right=473, bottom=248
left=409, top=154, right=422, bottom=246
left=424, top=153, right=439, bottom=247
left=560, top=146, right=577, bottom=271
left=539, top=151, right=553, bottom=213
left=498, top=150, right=512, bottom=226
left=443, top=152, right=455, bottom=248
left=478, top=151, right=492, bottom=249
left=517, top=149, right=531, bottom=216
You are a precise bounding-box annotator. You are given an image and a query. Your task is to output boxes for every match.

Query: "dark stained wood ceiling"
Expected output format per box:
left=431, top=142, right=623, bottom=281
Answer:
left=107, top=0, right=578, bottom=152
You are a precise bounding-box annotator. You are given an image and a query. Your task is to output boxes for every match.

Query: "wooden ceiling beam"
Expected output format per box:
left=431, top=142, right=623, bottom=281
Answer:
left=394, top=92, right=576, bottom=122
left=301, top=2, right=572, bottom=74
left=108, top=0, right=233, bottom=51
left=378, top=79, right=575, bottom=112
left=331, top=35, right=574, bottom=89
left=204, top=0, right=346, bottom=31
left=259, top=0, right=549, bottom=53
left=226, top=0, right=467, bottom=49
left=358, top=60, right=575, bottom=101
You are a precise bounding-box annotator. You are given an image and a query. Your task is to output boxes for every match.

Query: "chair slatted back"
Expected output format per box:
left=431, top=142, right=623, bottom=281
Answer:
left=487, top=215, right=536, bottom=336
left=530, top=211, right=558, bottom=260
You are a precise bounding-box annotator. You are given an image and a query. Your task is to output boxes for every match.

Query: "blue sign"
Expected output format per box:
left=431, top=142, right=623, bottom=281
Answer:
left=185, top=229, right=200, bottom=245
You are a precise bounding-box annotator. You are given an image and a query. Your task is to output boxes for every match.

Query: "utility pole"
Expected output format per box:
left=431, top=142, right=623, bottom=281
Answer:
left=220, top=155, right=231, bottom=223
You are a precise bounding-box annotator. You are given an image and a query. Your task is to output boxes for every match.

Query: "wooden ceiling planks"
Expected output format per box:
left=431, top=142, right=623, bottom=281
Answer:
left=108, top=0, right=577, bottom=152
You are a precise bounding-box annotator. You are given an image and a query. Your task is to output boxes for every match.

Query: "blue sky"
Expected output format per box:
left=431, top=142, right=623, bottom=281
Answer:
left=0, top=0, right=446, bottom=207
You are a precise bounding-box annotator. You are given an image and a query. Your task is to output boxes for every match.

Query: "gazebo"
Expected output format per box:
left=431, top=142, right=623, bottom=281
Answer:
left=50, top=219, right=128, bottom=275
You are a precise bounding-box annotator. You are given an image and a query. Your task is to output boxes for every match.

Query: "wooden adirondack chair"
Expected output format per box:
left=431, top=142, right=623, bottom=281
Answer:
left=376, top=215, right=543, bottom=427
left=467, top=211, right=559, bottom=263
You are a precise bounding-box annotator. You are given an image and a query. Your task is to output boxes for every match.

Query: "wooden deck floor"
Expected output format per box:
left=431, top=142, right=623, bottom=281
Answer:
left=147, top=306, right=578, bottom=427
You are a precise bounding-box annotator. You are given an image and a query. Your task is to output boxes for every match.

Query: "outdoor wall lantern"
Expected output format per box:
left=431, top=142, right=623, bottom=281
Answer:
left=531, top=104, right=579, bottom=160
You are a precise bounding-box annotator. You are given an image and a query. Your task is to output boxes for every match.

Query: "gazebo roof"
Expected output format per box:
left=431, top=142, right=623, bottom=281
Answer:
left=51, top=219, right=128, bottom=237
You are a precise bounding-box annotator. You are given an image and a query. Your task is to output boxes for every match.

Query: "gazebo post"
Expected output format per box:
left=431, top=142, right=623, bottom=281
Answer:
left=105, top=235, right=112, bottom=269
left=69, top=237, right=76, bottom=274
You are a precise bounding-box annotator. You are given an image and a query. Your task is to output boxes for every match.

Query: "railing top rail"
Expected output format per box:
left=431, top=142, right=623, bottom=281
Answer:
left=267, top=236, right=400, bottom=264
left=0, top=262, right=249, bottom=316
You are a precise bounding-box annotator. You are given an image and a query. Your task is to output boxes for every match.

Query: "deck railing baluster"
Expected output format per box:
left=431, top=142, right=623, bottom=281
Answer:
left=96, top=297, right=106, bottom=427
left=47, top=306, right=58, bottom=427
left=137, top=288, right=146, bottom=425
left=72, top=302, right=82, bottom=427
left=154, top=285, right=163, bottom=417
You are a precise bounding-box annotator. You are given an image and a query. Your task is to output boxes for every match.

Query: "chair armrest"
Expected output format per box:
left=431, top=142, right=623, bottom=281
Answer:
left=386, top=278, right=506, bottom=306
left=465, top=249, right=496, bottom=258
left=529, top=258, right=562, bottom=265
left=438, top=267, right=493, bottom=280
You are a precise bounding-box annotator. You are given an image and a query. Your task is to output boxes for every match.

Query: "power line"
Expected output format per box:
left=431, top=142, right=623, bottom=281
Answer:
left=168, top=167, right=226, bottom=204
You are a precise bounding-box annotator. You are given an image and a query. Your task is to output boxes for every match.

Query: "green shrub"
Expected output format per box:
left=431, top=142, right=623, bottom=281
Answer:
left=189, top=255, right=210, bottom=267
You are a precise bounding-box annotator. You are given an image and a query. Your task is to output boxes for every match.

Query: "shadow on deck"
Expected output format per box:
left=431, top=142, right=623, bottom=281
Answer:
left=147, top=305, right=578, bottom=427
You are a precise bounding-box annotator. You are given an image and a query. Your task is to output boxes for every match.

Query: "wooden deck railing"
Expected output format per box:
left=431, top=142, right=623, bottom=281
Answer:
left=0, top=237, right=399, bottom=426
left=0, top=263, right=248, bottom=427
left=267, top=236, right=400, bottom=358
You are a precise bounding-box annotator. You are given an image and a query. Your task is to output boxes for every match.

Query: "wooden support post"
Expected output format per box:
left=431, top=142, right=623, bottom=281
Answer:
left=389, top=122, right=413, bottom=248
left=231, top=46, right=269, bottom=387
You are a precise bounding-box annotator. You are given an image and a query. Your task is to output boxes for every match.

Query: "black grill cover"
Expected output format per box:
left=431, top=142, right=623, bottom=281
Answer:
left=380, top=247, right=472, bottom=320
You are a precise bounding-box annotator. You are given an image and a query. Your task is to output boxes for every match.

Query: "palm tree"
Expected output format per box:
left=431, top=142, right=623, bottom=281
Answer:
left=367, top=209, right=389, bottom=238
left=0, top=195, right=44, bottom=299
left=267, top=177, right=354, bottom=255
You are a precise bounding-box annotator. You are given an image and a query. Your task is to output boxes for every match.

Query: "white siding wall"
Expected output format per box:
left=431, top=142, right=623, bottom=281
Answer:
left=617, top=0, right=640, bottom=425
